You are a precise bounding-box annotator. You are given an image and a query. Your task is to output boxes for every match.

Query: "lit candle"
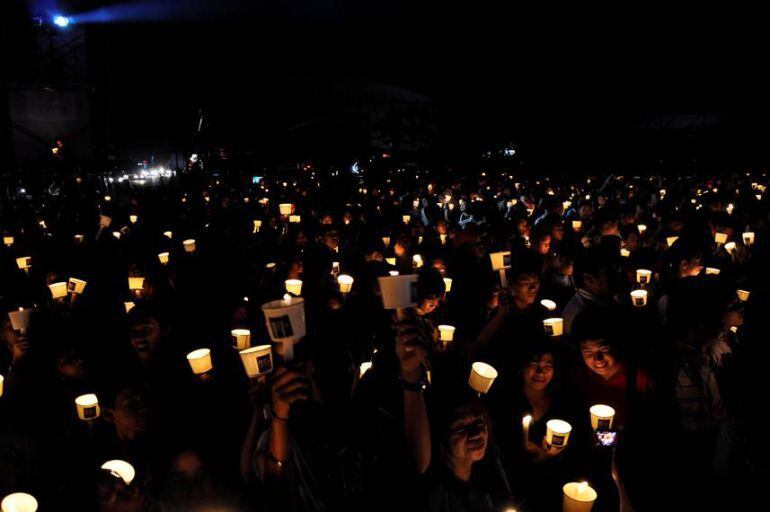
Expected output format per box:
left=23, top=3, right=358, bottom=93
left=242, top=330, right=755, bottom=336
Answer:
left=382, top=236, right=391, bottom=247
left=8, top=307, right=32, bottom=334
left=724, top=241, right=736, bottom=255
left=128, top=277, right=145, bottom=295
left=386, top=257, right=396, bottom=266
left=163, top=230, right=173, bottom=239
left=101, top=460, right=136, bottom=484
left=129, top=215, right=138, bottom=224
left=158, top=252, right=170, bottom=265
left=0, top=374, right=4, bottom=398
left=666, top=236, right=679, bottom=247
left=338, top=274, right=354, bottom=294
left=620, top=248, right=631, bottom=258
left=714, top=232, right=728, bottom=245
left=389, top=270, right=399, bottom=276
left=75, top=393, right=100, bottom=421
left=48, top=282, right=68, bottom=300
left=285, top=279, right=303, bottom=296
left=468, top=362, right=498, bottom=394
left=402, top=215, right=411, bottom=224
left=522, top=414, right=532, bottom=446
left=589, top=404, right=616, bottom=431
left=545, top=419, right=572, bottom=449
left=289, top=214, right=301, bottom=223
left=279, top=203, right=293, bottom=215
left=572, top=220, right=582, bottom=232
left=231, top=329, right=251, bottom=350
left=635, top=269, right=652, bottom=284
left=112, top=231, right=122, bottom=240
left=743, top=231, right=755, bottom=246
left=124, top=301, right=135, bottom=314
left=562, top=482, right=597, bottom=512
left=239, top=345, right=273, bottom=378
left=3, top=236, right=13, bottom=247
left=438, top=325, right=455, bottom=343
left=74, top=234, right=85, bottom=243
left=540, top=299, right=557, bottom=312
left=443, top=277, right=453, bottom=293
left=737, top=289, right=750, bottom=302
left=253, top=220, right=262, bottom=233
left=543, top=317, right=564, bottom=337
left=637, top=224, right=647, bottom=235
left=16, top=256, right=31, bottom=273
left=412, top=254, right=424, bottom=268
left=630, top=289, right=648, bottom=307
left=359, top=361, right=373, bottom=378
left=705, top=267, right=721, bottom=275
left=68, top=278, right=87, bottom=295
left=186, top=348, right=213, bottom=375
left=440, top=233, right=448, bottom=245
left=1, top=492, right=38, bottom=512
left=183, top=239, right=196, bottom=252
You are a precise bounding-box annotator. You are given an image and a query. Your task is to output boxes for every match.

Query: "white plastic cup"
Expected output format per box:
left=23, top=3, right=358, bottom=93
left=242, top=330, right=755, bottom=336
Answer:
left=186, top=348, right=213, bottom=375
left=572, top=220, right=582, bottom=232
left=128, top=276, right=145, bottom=291
left=630, top=289, right=648, bottom=307
left=289, top=214, right=301, bottom=224
left=705, top=267, right=721, bottom=275
left=438, top=325, right=456, bottom=342
left=75, top=393, right=100, bottom=421
left=715, top=232, right=728, bottom=244
left=543, top=317, right=564, bottom=337
left=239, top=345, right=273, bottom=378
left=16, top=256, right=31, bottom=271
left=468, top=362, right=498, bottom=394
left=666, top=236, right=679, bottom=247
left=3, top=236, right=13, bottom=247
left=338, top=274, right=354, bottom=294
left=743, top=231, right=755, bottom=246
left=545, top=419, right=572, bottom=449
left=231, top=329, right=251, bottom=350
left=377, top=274, right=419, bottom=310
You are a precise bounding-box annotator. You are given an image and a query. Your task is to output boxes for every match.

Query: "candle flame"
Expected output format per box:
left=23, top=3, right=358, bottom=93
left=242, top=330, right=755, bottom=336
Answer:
left=283, top=294, right=291, bottom=304
left=522, top=414, right=532, bottom=426
left=578, top=481, right=588, bottom=494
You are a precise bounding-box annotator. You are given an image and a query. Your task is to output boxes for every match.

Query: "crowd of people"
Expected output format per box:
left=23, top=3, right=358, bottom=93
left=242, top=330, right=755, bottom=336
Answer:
left=0, top=169, right=766, bottom=511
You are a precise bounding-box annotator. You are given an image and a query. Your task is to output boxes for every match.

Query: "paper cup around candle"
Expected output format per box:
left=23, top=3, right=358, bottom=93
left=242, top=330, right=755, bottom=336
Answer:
left=589, top=404, right=616, bottom=431
left=540, top=299, right=557, bottom=312
left=285, top=279, right=303, bottom=296
left=743, top=231, right=755, bottom=246
left=378, top=274, right=419, bottom=310
left=183, top=239, right=196, bottom=252
left=74, top=234, right=85, bottom=243
left=49, top=282, right=68, bottom=299
left=8, top=307, right=33, bottom=332
left=101, top=460, right=136, bottom=485
left=261, top=296, right=306, bottom=343
left=163, top=231, right=173, bottom=239
left=468, top=362, right=498, bottom=394
left=438, top=325, right=455, bottom=342
left=68, top=278, right=87, bottom=294
left=440, top=233, right=448, bottom=245
left=705, top=267, right=721, bottom=275
left=359, top=361, right=373, bottom=378
left=402, top=215, right=410, bottom=224
left=128, top=277, right=145, bottom=291
left=724, top=241, right=736, bottom=254
left=231, top=329, right=251, bottom=350
left=545, top=419, right=572, bottom=449
left=620, top=248, right=630, bottom=258
left=412, top=254, right=424, bottom=268
left=489, top=251, right=512, bottom=271
left=124, top=301, right=135, bottom=314
left=3, top=236, right=13, bottom=247
left=129, top=215, right=138, bottom=224
left=637, top=224, right=647, bottom=234
left=1, top=492, right=38, bottom=512
left=253, top=220, right=262, bottom=233
left=543, top=317, right=564, bottom=337
left=112, top=231, right=122, bottom=240
left=389, top=270, right=399, bottom=276
left=630, top=289, right=648, bottom=307
left=666, top=236, right=679, bottom=247
left=635, top=269, right=652, bottom=284
left=386, top=257, right=396, bottom=266
left=289, top=214, right=301, bottom=223
left=16, top=256, right=31, bottom=271
left=186, top=348, right=213, bottom=375
left=443, top=277, right=452, bottom=293
left=737, top=289, right=750, bottom=301
left=572, top=220, right=582, bottom=232
left=338, top=274, right=354, bottom=294
left=158, top=252, right=170, bottom=265
left=562, top=482, right=597, bottom=512
left=239, top=345, right=273, bottom=378
left=279, top=203, right=293, bottom=215
left=75, top=393, right=100, bottom=420
left=714, top=232, right=728, bottom=244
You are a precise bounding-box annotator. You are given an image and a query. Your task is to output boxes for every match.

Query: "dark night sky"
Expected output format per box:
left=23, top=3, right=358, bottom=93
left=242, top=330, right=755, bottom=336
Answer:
left=5, top=1, right=770, bottom=168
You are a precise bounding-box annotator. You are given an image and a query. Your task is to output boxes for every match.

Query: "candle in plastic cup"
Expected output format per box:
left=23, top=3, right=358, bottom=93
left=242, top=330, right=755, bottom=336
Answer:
left=338, top=274, right=354, bottom=294
left=589, top=404, right=616, bottom=431
left=289, top=215, right=301, bottom=223
left=16, top=256, right=31, bottom=271
left=635, top=269, right=652, bottom=284
left=74, top=234, right=85, bottom=243
left=468, top=362, right=498, bottom=394
left=440, top=233, right=448, bottom=245
left=724, top=241, right=736, bottom=254
left=438, top=325, right=456, bottom=342
left=545, top=419, right=572, bottom=449
left=124, top=301, right=135, bottom=314
left=378, top=274, right=419, bottom=310
left=158, top=252, right=170, bottom=265
left=231, top=329, right=251, bottom=350
left=253, top=220, right=262, bottom=233
left=186, top=348, right=213, bottom=375
left=412, top=254, right=424, bottom=268
left=572, top=220, right=582, bottom=232
left=129, top=215, right=138, bottom=224
left=386, top=257, right=396, bottom=266
left=543, top=317, right=564, bottom=337
left=261, top=297, right=306, bottom=343
left=163, top=231, right=173, bottom=239
left=562, top=482, right=597, bottom=512
left=382, top=236, right=391, bottom=247
left=279, top=203, right=293, bottom=215
left=359, top=361, right=373, bottom=378
left=714, top=232, right=728, bottom=244
left=540, top=299, right=557, bottom=312
left=1, top=492, right=38, bottom=512
left=666, top=236, right=679, bottom=247
left=3, top=236, right=13, bottom=247
left=112, top=231, right=122, bottom=240
left=8, top=307, right=33, bottom=332
left=389, top=270, right=399, bottom=276
left=68, top=278, right=87, bottom=294
left=239, top=345, right=273, bottom=378
left=630, top=289, right=648, bottom=307
left=101, top=460, right=136, bottom=484
left=402, top=215, right=410, bottom=224
left=285, top=279, right=303, bottom=296
left=737, top=289, right=750, bottom=301
left=443, top=277, right=453, bottom=293
left=75, top=393, right=100, bottom=421
left=183, top=239, right=196, bottom=252
left=128, top=277, right=145, bottom=291
left=489, top=251, right=512, bottom=271
left=620, top=248, right=630, bottom=258
left=49, top=282, right=68, bottom=300
left=743, top=231, right=755, bottom=246
left=705, top=267, right=721, bottom=275
left=637, top=224, right=647, bottom=235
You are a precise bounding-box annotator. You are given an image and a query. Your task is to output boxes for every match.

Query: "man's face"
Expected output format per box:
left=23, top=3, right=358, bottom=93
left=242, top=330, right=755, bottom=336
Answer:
left=512, top=274, right=540, bottom=306
left=129, top=318, right=162, bottom=363
left=536, top=235, right=551, bottom=255
left=322, top=232, right=339, bottom=250
left=580, top=339, right=619, bottom=379
left=111, top=387, right=150, bottom=440
left=448, top=411, right=488, bottom=464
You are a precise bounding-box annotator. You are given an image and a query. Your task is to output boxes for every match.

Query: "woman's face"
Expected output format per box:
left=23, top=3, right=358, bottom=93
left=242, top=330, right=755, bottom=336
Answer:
left=448, top=410, right=488, bottom=464
left=523, top=353, right=555, bottom=391
left=580, top=339, right=619, bottom=379
left=129, top=318, right=162, bottom=363
left=536, top=235, right=551, bottom=255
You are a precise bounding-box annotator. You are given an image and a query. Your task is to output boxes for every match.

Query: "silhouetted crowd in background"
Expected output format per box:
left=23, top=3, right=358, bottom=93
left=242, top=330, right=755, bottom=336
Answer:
left=1, top=170, right=767, bottom=511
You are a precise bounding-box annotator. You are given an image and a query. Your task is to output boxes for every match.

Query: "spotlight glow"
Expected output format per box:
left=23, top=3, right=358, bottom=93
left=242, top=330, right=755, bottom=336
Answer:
left=53, top=15, right=71, bottom=27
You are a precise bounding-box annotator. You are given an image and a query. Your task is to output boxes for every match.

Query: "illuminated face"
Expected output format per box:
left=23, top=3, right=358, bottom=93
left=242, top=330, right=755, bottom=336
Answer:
left=680, top=255, right=704, bottom=277
left=536, top=235, right=551, bottom=255
left=419, top=296, right=440, bottom=315
left=550, top=223, right=565, bottom=242
left=129, top=318, right=162, bottom=363
left=512, top=274, right=540, bottom=307
left=447, top=411, right=488, bottom=464
left=111, top=387, right=150, bottom=440
left=580, top=339, right=619, bottom=379
left=579, top=204, right=593, bottom=219
left=523, top=353, right=554, bottom=391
